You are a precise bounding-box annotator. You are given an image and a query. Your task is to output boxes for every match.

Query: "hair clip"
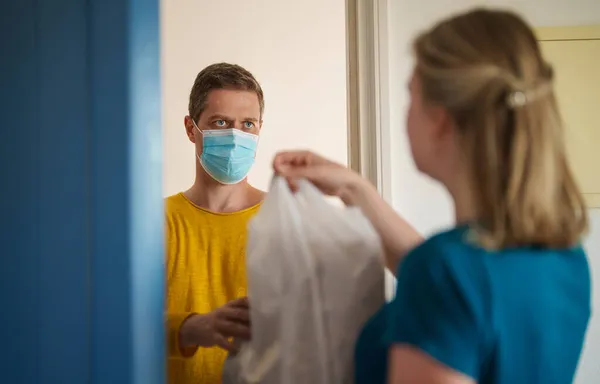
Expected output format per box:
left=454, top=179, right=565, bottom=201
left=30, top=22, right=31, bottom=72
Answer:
left=507, top=91, right=527, bottom=108
left=506, top=81, right=553, bottom=109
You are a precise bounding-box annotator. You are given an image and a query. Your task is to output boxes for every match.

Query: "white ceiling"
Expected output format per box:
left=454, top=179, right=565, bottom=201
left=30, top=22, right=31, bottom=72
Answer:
left=475, top=0, right=600, bottom=26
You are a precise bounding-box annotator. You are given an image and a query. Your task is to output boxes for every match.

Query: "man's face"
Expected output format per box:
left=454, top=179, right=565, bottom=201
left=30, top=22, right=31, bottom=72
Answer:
left=185, top=88, right=262, bottom=149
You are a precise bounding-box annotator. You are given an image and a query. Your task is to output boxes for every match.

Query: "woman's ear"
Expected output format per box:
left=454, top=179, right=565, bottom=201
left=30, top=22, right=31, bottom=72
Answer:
left=428, top=105, right=454, bottom=141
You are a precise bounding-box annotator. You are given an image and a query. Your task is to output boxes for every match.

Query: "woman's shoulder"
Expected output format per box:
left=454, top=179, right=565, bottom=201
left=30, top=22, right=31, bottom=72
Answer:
left=396, top=225, right=494, bottom=308
left=407, top=223, right=588, bottom=263
left=402, top=225, right=477, bottom=267
left=399, top=224, right=589, bottom=297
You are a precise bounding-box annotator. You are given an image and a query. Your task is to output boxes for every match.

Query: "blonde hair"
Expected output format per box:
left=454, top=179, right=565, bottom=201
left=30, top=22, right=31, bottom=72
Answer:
left=413, top=8, right=588, bottom=248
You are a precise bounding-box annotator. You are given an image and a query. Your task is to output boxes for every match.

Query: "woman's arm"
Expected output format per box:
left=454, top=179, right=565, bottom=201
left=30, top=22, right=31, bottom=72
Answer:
left=388, top=346, right=476, bottom=384
left=341, top=179, right=423, bottom=274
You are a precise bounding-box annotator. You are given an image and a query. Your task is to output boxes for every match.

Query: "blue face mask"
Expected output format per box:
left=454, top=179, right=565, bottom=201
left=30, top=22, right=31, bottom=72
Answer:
left=194, top=124, right=259, bottom=184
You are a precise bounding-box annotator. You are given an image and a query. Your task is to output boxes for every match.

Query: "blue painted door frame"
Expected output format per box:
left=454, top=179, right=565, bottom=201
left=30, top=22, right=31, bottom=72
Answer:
left=0, top=0, right=165, bottom=383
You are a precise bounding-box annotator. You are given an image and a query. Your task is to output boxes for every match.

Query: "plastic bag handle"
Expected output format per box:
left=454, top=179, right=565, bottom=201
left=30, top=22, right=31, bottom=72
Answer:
left=290, top=178, right=336, bottom=214
left=260, top=176, right=302, bottom=217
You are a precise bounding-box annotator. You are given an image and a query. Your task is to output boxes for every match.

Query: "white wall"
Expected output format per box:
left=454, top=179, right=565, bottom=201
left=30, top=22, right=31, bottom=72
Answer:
left=386, top=1, right=599, bottom=382
left=161, top=0, right=348, bottom=196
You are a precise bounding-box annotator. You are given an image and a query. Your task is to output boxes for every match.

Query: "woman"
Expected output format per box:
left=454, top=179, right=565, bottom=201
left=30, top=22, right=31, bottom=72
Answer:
left=273, top=8, right=591, bottom=384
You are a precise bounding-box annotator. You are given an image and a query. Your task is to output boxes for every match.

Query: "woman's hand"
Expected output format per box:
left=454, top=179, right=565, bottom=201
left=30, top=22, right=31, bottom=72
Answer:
left=273, top=150, right=423, bottom=274
left=273, top=150, right=370, bottom=204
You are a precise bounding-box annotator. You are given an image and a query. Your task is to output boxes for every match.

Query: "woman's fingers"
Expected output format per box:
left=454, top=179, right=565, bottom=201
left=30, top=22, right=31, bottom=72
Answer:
left=285, top=166, right=348, bottom=196
left=273, top=151, right=305, bottom=173
left=273, top=151, right=358, bottom=196
left=273, top=150, right=333, bottom=173
left=279, top=165, right=324, bottom=184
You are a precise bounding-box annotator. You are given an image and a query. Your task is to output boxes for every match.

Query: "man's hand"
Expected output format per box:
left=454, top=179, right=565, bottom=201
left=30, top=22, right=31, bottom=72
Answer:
left=179, top=297, right=250, bottom=352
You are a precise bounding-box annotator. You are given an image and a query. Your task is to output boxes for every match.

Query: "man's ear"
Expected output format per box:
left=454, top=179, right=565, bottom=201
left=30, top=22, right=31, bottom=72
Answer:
left=184, top=115, right=196, bottom=143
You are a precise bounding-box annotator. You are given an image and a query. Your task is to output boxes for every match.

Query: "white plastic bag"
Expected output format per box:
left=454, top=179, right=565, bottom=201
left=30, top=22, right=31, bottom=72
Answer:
left=222, top=177, right=385, bottom=384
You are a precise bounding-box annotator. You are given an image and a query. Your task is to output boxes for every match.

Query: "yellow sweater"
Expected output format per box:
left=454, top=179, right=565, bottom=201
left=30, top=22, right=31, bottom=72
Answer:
left=165, top=193, right=260, bottom=384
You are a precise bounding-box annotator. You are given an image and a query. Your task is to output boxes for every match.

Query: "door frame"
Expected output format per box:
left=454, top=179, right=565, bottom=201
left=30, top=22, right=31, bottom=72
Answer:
left=346, top=0, right=392, bottom=202
left=346, top=0, right=397, bottom=299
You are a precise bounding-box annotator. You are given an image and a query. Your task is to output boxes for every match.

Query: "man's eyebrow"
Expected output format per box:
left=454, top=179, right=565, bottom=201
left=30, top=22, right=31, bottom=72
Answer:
left=243, top=117, right=259, bottom=122
left=207, top=114, right=233, bottom=121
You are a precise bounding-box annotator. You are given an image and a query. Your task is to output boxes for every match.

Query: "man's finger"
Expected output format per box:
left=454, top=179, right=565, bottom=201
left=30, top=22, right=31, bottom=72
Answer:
left=227, top=297, right=249, bottom=308
left=217, top=319, right=251, bottom=340
left=214, top=334, right=237, bottom=353
left=221, top=306, right=250, bottom=323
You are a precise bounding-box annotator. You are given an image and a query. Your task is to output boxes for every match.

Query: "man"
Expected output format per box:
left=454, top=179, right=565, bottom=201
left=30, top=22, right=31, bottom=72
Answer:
left=165, top=63, right=265, bottom=384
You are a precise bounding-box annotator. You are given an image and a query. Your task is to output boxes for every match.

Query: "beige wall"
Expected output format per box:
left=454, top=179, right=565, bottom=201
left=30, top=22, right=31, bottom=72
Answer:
left=161, top=0, right=348, bottom=196
left=386, top=1, right=600, bottom=383
left=387, top=0, right=600, bottom=236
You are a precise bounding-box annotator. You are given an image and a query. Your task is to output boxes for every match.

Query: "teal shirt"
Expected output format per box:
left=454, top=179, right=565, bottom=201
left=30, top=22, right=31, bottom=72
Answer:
left=355, top=225, right=591, bottom=383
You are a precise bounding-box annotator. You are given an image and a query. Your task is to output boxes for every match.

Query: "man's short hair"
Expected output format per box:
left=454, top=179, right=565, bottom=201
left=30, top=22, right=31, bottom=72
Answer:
left=188, top=63, right=264, bottom=122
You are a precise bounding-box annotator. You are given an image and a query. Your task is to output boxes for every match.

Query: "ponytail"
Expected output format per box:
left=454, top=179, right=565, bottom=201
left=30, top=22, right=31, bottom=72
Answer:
left=414, top=9, right=588, bottom=248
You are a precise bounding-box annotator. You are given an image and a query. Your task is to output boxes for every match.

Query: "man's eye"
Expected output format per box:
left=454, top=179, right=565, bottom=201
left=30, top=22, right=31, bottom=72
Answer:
left=243, top=121, right=255, bottom=129
left=214, top=120, right=226, bottom=127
